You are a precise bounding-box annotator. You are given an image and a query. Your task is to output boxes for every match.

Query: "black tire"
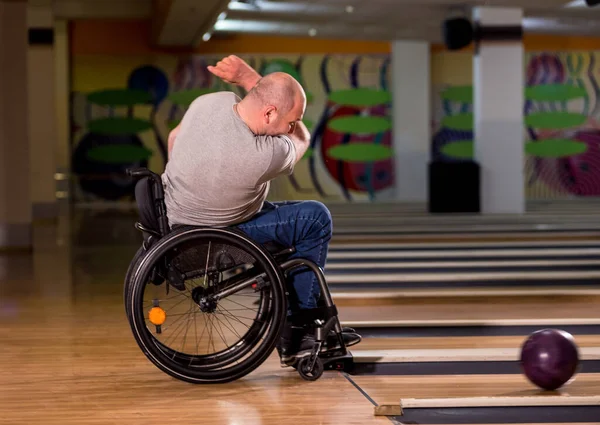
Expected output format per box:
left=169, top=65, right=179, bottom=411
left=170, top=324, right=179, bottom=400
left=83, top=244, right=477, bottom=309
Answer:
left=124, top=245, right=146, bottom=319
left=126, top=226, right=287, bottom=384
left=297, top=357, right=324, bottom=381
left=124, top=238, right=274, bottom=372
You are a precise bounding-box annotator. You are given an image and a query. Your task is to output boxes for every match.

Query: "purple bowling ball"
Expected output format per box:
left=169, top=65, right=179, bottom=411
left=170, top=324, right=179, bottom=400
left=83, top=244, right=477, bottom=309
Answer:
left=520, top=329, right=580, bottom=391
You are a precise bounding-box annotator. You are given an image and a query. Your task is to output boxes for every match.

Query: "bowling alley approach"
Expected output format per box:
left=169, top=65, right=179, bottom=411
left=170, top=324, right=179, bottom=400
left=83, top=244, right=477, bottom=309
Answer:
left=4, top=1, right=600, bottom=424
left=5, top=202, right=600, bottom=424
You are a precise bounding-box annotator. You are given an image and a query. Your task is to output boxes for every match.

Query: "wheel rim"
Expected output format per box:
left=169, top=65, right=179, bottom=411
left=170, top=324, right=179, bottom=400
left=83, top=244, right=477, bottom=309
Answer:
left=128, top=227, right=287, bottom=382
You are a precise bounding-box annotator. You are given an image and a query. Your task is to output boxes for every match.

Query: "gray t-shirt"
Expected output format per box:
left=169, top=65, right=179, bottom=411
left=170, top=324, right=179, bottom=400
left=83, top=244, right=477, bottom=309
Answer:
left=162, top=91, right=296, bottom=227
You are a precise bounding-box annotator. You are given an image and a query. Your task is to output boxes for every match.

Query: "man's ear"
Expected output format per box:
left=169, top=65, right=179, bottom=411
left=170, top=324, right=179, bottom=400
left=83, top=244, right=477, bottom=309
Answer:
left=264, top=105, right=277, bottom=123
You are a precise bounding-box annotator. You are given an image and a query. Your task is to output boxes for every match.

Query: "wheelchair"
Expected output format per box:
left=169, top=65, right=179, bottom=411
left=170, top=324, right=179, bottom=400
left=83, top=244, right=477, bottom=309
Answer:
left=123, top=167, right=353, bottom=384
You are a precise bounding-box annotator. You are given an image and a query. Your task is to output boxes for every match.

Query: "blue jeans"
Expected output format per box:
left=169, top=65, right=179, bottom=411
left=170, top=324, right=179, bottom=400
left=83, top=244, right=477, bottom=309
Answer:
left=235, top=200, right=333, bottom=311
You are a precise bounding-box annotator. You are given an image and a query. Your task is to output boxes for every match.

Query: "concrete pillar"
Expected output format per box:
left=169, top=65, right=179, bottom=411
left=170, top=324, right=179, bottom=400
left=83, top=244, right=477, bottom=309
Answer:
left=28, top=0, right=58, bottom=219
left=473, top=7, right=525, bottom=214
left=0, top=0, right=31, bottom=248
left=391, top=40, right=431, bottom=203
left=53, top=20, right=70, bottom=204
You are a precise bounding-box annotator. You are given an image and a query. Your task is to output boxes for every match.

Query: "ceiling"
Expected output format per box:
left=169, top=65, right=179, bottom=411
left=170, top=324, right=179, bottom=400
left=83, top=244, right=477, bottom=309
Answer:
left=41, top=0, right=600, bottom=46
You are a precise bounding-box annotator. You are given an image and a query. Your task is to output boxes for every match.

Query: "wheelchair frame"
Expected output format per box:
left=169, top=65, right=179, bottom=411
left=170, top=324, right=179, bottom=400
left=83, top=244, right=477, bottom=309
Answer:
left=125, top=167, right=351, bottom=381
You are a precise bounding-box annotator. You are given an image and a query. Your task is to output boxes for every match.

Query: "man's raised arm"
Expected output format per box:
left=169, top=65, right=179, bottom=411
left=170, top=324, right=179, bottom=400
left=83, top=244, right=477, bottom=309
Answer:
left=168, top=55, right=262, bottom=159
left=288, top=121, right=311, bottom=164
left=208, top=55, right=261, bottom=92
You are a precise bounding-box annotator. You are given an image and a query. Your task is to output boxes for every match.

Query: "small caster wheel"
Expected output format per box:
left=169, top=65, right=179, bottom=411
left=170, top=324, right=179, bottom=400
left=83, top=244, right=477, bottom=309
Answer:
left=297, top=357, right=324, bottom=381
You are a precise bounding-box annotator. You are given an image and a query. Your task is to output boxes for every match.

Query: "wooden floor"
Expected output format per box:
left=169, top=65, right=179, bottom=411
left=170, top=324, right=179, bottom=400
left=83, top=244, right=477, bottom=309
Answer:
left=0, top=267, right=386, bottom=425
left=2, top=210, right=600, bottom=424
left=1, top=348, right=386, bottom=425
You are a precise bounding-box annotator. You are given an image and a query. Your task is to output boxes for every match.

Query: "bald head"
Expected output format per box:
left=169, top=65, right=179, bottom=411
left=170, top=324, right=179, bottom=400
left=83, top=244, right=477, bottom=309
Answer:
left=237, top=72, right=306, bottom=136
left=247, top=72, right=304, bottom=114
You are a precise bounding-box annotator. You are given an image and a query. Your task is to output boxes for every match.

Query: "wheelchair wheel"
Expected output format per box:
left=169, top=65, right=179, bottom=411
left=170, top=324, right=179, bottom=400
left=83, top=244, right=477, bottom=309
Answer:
left=126, top=226, right=287, bottom=384
left=124, top=245, right=146, bottom=319
left=124, top=245, right=166, bottom=319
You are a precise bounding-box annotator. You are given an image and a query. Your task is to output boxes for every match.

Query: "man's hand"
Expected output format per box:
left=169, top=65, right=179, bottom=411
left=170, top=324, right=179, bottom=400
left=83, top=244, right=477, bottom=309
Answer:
left=208, top=55, right=261, bottom=92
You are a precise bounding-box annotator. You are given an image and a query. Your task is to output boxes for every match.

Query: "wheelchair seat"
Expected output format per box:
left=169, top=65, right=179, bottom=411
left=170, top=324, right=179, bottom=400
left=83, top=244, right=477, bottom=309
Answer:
left=128, top=167, right=295, bottom=259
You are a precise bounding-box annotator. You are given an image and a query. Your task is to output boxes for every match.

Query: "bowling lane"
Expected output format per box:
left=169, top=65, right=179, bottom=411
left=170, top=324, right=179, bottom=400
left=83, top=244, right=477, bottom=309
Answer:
left=328, top=199, right=600, bottom=217
left=335, top=291, right=600, bottom=304
left=337, top=295, right=600, bottom=324
left=325, top=240, right=600, bottom=290
left=354, top=335, right=600, bottom=351
left=351, top=373, right=600, bottom=404
left=331, top=232, right=600, bottom=243
left=329, top=240, right=600, bottom=250
left=328, top=248, right=600, bottom=260
left=327, top=259, right=600, bottom=269
left=332, top=287, right=600, bottom=299
left=332, top=215, right=600, bottom=225
left=363, top=374, right=600, bottom=423
left=333, top=223, right=600, bottom=235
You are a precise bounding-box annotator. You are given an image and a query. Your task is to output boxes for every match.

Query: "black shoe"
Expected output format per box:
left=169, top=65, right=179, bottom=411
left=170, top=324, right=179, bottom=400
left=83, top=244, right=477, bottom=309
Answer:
left=276, top=321, right=316, bottom=366
left=277, top=331, right=316, bottom=366
left=276, top=322, right=362, bottom=366
left=325, top=330, right=362, bottom=351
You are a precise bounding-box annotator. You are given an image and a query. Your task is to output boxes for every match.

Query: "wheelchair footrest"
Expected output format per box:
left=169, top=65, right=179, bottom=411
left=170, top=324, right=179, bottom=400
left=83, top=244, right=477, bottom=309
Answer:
left=288, top=305, right=338, bottom=326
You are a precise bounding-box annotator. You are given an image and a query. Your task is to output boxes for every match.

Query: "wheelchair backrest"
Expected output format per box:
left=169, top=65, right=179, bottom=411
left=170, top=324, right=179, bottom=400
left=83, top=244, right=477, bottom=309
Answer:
left=129, top=168, right=170, bottom=239
left=135, top=177, right=162, bottom=233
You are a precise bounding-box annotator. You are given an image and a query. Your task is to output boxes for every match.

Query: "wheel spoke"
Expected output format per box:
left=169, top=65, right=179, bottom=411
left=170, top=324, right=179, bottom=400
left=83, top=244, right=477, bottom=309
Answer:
left=130, top=231, right=285, bottom=381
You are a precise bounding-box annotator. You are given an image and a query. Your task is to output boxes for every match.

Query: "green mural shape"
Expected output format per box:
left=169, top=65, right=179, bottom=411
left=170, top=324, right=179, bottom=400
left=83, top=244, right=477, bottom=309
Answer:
left=525, top=112, right=587, bottom=129
left=88, top=117, right=153, bottom=135
left=87, top=89, right=153, bottom=107
left=441, top=86, right=473, bottom=104
left=525, top=139, right=588, bottom=157
left=303, top=119, right=314, bottom=130
left=262, top=59, right=302, bottom=82
left=439, top=84, right=586, bottom=104
left=328, top=116, right=391, bottom=135
left=525, top=84, right=587, bottom=102
left=328, top=88, right=391, bottom=107
left=441, top=113, right=473, bottom=131
left=167, top=120, right=181, bottom=130
left=441, top=140, right=474, bottom=159
left=327, top=143, right=393, bottom=163
left=441, top=139, right=587, bottom=159
left=302, top=147, right=313, bottom=159
left=306, top=92, right=314, bottom=103
left=86, top=144, right=153, bottom=164
left=168, top=88, right=216, bottom=107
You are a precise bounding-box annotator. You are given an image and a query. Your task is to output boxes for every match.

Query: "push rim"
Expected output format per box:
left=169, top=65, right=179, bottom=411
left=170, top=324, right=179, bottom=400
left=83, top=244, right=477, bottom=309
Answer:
left=127, top=227, right=287, bottom=383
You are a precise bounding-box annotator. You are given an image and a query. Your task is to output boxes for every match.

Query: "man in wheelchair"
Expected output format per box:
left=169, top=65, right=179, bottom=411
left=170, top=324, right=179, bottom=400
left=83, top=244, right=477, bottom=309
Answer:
left=162, top=55, right=361, bottom=367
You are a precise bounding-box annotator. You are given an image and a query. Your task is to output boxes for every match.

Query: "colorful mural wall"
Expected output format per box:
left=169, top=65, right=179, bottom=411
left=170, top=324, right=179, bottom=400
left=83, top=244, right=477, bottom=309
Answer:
left=71, top=46, right=600, bottom=203
left=70, top=54, right=394, bottom=203
left=432, top=51, right=600, bottom=199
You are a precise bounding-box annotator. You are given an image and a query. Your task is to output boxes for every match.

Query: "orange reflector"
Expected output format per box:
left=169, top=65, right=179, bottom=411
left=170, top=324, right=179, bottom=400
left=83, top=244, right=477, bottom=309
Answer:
left=148, top=307, right=166, bottom=325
